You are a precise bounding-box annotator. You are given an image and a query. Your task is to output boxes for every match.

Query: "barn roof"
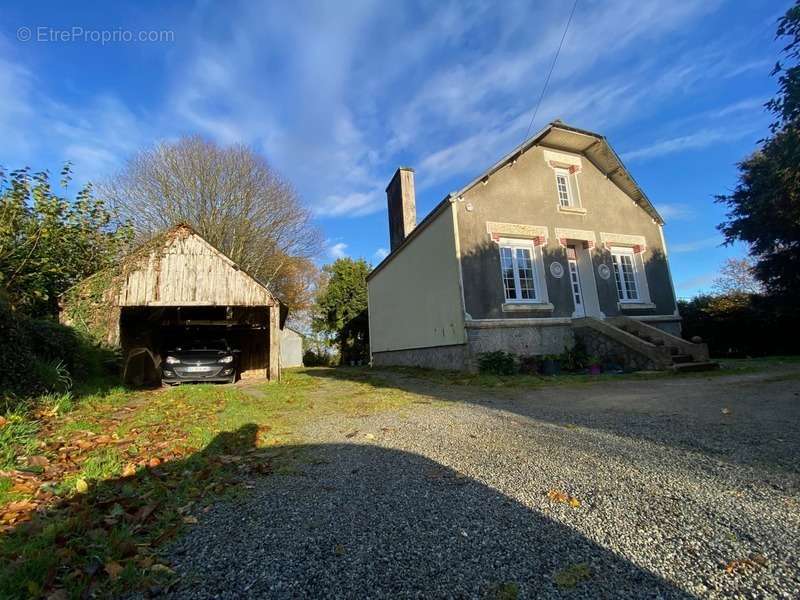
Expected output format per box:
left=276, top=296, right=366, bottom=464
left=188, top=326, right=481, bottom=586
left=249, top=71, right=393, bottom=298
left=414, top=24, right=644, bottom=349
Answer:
left=63, top=224, right=282, bottom=308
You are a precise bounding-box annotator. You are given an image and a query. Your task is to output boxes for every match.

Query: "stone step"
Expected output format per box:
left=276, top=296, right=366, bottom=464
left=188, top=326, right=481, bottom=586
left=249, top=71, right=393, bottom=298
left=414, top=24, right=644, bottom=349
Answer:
left=671, top=354, right=694, bottom=364
left=670, top=361, right=720, bottom=373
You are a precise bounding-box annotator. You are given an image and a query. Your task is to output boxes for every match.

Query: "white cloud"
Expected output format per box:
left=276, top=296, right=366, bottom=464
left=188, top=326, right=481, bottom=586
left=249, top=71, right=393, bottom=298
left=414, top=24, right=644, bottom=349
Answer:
left=328, top=242, right=348, bottom=259
left=656, top=203, right=694, bottom=221
left=315, top=190, right=383, bottom=218
left=374, top=247, right=389, bottom=261
left=670, top=237, right=722, bottom=253
left=622, top=127, right=759, bottom=162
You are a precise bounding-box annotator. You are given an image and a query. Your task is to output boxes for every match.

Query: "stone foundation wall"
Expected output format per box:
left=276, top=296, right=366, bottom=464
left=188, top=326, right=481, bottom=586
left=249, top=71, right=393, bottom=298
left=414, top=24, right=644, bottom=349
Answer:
left=574, top=328, right=658, bottom=371
left=465, top=322, right=574, bottom=371
left=371, top=344, right=469, bottom=371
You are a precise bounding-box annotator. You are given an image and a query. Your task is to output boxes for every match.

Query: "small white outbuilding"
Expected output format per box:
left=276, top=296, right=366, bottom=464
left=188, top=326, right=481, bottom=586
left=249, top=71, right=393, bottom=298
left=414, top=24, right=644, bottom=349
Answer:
left=280, top=327, right=304, bottom=368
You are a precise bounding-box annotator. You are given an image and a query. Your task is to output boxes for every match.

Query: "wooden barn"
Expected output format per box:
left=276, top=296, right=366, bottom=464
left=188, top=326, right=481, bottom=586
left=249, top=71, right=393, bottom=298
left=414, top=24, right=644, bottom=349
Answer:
left=61, top=224, right=286, bottom=385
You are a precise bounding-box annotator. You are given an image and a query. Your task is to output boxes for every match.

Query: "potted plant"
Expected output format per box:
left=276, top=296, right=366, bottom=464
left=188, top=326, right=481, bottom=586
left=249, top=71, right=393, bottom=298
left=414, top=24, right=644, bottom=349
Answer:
left=540, top=354, right=561, bottom=376
left=587, top=355, right=602, bottom=375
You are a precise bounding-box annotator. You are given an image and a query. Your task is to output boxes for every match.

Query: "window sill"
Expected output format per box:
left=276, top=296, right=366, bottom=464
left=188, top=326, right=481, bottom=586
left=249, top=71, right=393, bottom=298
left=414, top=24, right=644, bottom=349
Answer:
left=618, top=302, right=656, bottom=311
left=502, top=302, right=554, bottom=313
left=557, top=205, right=587, bottom=215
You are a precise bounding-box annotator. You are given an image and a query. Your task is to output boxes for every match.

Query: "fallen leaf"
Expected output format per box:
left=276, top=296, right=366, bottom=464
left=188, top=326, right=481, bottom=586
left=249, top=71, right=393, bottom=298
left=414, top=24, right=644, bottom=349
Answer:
left=150, top=564, right=175, bottom=576
left=182, top=515, right=198, bottom=524
left=135, top=503, right=158, bottom=522
left=104, top=561, right=124, bottom=580
left=0, top=415, right=7, bottom=428
left=334, top=543, right=345, bottom=556
left=364, top=433, right=376, bottom=441
left=28, top=455, right=50, bottom=467
left=749, top=553, right=768, bottom=567
left=75, top=479, right=89, bottom=493
left=147, top=457, right=161, bottom=468
left=546, top=489, right=581, bottom=508
left=724, top=558, right=757, bottom=574
left=7, top=500, right=37, bottom=512
left=122, top=464, right=137, bottom=477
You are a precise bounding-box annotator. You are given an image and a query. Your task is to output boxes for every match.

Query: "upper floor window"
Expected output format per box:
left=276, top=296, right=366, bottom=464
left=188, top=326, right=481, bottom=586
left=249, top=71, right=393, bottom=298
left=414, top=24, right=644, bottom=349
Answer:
left=611, top=247, right=640, bottom=302
left=555, top=168, right=573, bottom=207
left=499, top=239, right=540, bottom=302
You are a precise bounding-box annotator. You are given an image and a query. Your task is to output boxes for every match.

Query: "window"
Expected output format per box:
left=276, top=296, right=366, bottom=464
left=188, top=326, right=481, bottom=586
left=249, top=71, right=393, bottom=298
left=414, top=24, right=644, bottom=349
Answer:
left=555, top=169, right=572, bottom=207
left=499, top=241, right=539, bottom=302
left=611, top=247, right=640, bottom=302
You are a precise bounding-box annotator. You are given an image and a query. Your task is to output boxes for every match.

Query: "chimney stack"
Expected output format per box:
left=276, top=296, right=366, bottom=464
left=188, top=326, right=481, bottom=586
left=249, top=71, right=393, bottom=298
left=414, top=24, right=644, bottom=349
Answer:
left=386, top=167, right=416, bottom=251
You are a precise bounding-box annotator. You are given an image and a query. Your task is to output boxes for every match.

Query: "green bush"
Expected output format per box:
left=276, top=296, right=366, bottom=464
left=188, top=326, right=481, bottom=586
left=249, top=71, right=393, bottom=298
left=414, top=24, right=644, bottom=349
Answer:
left=560, top=339, right=588, bottom=372
left=477, top=351, right=517, bottom=375
left=31, top=360, right=72, bottom=394
left=302, top=348, right=331, bottom=367
left=518, top=355, right=540, bottom=375
left=0, top=298, right=117, bottom=406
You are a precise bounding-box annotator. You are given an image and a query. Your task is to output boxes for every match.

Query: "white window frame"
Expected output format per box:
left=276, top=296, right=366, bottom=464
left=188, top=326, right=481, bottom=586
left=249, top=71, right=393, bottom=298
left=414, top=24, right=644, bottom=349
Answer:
left=497, top=238, right=546, bottom=304
left=554, top=168, right=574, bottom=208
left=611, top=246, right=640, bottom=303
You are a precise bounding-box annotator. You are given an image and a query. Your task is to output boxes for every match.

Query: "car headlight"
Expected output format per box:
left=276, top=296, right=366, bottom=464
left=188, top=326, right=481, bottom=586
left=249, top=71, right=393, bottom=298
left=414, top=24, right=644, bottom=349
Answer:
left=165, top=356, right=180, bottom=364
left=218, top=355, right=234, bottom=364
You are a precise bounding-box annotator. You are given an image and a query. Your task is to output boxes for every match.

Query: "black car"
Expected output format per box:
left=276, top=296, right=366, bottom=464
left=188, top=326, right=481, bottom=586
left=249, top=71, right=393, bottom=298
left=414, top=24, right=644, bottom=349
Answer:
left=161, top=338, right=239, bottom=385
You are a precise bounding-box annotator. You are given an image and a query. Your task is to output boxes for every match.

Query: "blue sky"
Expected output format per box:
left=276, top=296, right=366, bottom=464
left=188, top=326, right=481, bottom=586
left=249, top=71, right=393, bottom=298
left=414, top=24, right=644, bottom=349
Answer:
left=0, top=0, right=790, bottom=298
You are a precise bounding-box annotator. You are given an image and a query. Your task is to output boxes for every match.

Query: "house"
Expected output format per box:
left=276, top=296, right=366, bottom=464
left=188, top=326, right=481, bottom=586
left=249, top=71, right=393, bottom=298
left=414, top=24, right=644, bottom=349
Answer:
left=367, top=121, right=711, bottom=372
left=61, top=224, right=287, bottom=384
left=281, top=327, right=304, bottom=368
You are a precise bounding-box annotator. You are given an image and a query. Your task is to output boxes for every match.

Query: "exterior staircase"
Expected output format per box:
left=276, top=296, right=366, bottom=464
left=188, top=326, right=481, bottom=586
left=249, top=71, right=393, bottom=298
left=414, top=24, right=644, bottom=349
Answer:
left=572, top=316, right=719, bottom=372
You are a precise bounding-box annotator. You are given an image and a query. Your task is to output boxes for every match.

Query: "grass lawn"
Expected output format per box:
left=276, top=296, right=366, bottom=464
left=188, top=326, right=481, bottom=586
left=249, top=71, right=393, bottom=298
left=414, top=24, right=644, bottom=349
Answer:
left=0, top=356, right=796, bottom=598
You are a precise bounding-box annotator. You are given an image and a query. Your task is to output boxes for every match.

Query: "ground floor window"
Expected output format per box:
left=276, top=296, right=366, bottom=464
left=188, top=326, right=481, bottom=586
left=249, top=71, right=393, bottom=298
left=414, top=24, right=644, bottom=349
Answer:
left=611, top=247, right=640, bottom=301
left=499, top=240, right=541, bottom=302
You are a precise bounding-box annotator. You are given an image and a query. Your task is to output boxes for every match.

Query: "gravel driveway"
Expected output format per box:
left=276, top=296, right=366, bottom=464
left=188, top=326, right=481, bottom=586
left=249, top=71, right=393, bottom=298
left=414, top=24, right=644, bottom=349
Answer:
left=164, top=368, right=800, bottom=599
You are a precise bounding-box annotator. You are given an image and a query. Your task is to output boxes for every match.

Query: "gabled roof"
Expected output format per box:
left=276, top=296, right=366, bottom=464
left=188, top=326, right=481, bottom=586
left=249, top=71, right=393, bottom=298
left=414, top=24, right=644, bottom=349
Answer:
left=452, top=121, right=663, bottom=224
left=368, top=121, right=662, bottom=280
left=62, top=223, right=283, bottom=309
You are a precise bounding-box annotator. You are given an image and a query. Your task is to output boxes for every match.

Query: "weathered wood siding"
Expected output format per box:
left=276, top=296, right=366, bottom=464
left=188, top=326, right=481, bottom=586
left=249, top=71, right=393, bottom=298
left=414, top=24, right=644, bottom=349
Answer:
left=118, top=233, right=274, bottom=307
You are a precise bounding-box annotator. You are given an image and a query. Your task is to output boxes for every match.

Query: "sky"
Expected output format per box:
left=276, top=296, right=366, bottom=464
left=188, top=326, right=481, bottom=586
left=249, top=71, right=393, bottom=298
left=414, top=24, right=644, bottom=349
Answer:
left=0, top=0, right=791, bottom=299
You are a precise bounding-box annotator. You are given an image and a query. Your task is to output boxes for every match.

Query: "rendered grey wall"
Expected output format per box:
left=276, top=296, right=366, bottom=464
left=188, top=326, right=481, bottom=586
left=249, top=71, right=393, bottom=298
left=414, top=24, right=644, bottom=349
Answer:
left=455, top=145, right=677, bottom=320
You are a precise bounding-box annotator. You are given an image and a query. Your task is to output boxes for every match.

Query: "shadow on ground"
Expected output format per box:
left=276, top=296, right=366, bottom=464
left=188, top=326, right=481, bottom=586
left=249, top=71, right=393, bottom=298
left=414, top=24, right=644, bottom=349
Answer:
left=305, top=366, right=800, bottom=480
left=1, top=424, right=692, bottom=599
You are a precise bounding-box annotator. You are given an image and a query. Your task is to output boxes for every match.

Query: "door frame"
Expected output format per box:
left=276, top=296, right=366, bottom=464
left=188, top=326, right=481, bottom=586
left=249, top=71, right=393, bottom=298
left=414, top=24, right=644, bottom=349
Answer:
left=567, top=240, right=603, bottom=319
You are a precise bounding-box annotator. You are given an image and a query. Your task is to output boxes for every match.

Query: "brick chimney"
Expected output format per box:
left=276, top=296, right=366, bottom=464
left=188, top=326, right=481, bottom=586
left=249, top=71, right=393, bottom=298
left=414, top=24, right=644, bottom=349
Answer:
left=386, top=167, right=416, bottom=251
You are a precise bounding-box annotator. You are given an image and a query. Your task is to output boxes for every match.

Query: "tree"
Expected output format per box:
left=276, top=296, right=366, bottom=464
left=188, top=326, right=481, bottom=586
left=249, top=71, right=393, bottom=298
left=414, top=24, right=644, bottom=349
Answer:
left=0, top=165, right=133, bottom=318
left=716, top=3, right=800, bottom=305
left=711, top=257, right=764, bottom=296
left=312, top=258, right=370, bottom=364
left=100, top=136, right=322, bottom=312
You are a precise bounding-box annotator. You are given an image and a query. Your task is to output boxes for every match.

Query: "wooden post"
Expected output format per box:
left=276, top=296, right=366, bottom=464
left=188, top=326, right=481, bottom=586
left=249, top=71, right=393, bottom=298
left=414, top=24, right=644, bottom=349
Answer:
left=267, top=305, right=281, bottom=381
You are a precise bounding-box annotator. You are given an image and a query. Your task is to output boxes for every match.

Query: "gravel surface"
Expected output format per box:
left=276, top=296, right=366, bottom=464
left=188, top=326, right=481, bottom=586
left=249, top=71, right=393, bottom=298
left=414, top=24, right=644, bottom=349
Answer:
left=162, top=369, right=800, bottom=599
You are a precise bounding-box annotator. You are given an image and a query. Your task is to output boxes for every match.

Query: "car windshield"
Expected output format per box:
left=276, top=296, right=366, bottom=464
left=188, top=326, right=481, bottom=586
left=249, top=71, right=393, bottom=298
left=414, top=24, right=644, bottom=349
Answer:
left=175, top=339, right=228, bottom=352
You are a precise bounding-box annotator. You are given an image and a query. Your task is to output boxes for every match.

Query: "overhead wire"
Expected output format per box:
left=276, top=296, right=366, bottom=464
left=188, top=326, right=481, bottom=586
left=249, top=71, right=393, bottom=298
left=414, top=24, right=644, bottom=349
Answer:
left=522, top=0, right=580, bottom=141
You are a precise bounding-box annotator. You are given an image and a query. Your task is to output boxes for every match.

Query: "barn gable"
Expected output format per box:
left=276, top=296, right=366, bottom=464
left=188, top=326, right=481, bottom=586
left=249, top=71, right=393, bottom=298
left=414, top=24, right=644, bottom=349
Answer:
left=117, top=226, right=277, bottom=307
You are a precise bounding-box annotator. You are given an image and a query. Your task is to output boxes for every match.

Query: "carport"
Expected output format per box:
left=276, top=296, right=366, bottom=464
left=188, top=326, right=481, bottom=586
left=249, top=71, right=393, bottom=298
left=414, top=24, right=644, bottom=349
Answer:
left=61, top=225, right=285, bottom=385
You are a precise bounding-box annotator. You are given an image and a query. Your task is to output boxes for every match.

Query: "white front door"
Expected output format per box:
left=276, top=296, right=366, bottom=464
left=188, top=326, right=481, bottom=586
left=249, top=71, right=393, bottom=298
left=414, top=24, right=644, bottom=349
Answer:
left=567, top=245, right=585, bottom=317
